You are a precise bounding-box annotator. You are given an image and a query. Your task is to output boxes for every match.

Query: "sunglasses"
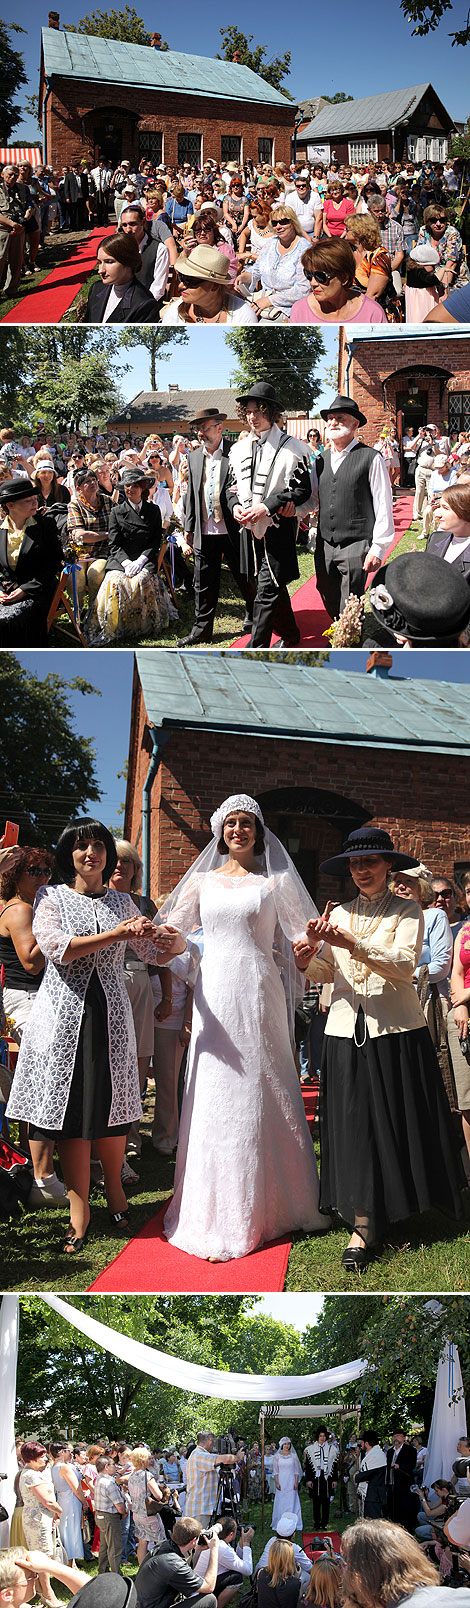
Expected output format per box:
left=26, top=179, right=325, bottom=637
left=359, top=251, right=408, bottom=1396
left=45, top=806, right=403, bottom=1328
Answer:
left=178, top=274, right=209, bottom=288
left=304, top=268, right=337, bottom=285
left=26, top=864, right=50, bottom=878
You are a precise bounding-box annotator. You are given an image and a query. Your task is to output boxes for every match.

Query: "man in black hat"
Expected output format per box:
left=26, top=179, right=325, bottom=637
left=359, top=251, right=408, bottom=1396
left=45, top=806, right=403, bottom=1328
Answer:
left=315, top=394, right=395, bottom=621
left=0, top=477, right=62, bottom=646
left=227, top=382, right=315, bottom=647
left=177, top=408, right=256, bottom=646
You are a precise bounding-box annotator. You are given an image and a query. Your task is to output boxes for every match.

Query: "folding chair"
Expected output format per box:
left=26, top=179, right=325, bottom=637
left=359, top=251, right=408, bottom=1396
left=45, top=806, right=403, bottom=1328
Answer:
left=158, top=537, right=178, bottom=607
left=47, top=570, right=87, bottom=645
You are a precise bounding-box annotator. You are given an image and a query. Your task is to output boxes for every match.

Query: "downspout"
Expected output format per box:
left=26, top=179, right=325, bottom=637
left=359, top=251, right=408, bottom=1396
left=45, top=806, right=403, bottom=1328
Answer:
left=141, top=726, right=169, bottom=900
left=42, top=78, right=51, bottom=165
left=344, top=340, right=356, bottom=396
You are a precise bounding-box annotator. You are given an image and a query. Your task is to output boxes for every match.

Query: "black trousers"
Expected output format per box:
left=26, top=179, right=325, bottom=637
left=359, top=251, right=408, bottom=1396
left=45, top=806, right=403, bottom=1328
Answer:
left=312, top=1474, right=331, bottom=1529
left=249, top=555, right=298, bottom=647
left=95, top=191, right=110, bottom=225
left=193, top=530, right=256, bottom=639
left=314, top=536, right=370, bottom=621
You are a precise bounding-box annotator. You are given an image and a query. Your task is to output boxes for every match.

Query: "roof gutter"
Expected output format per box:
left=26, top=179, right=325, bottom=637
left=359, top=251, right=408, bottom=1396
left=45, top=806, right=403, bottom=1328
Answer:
left=141, top=727, right=170, bottom=899
left=146, top=717, right=469, bottom=757
left=42, top=77, right=51, bottom=165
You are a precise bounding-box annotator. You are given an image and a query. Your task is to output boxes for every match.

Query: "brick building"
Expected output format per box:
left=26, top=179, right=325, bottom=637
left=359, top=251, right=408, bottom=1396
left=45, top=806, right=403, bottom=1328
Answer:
left=39, top=16, right=294, bottom=171
left=124, top=651, right=470, bottom=904
left=338, top=329, right=470, bottom=443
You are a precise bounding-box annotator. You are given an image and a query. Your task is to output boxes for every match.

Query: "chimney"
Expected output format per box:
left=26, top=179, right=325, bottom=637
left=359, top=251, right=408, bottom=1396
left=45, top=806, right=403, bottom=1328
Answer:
left=168, top=383, right=179, bottom=396
left=48, top=10, right=60, bottom=26
left=231, top=50, right=242, bottom=62
left=366, top=651, right=393, bottom=678
left=150, top=31, right=161, bottom=47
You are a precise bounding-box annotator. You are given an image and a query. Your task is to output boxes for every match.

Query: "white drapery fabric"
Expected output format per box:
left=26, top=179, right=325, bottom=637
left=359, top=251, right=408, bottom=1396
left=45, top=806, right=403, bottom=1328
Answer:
left=42, top=1295, right=369, bottom=1402
left=0, top=1295, right=19, bottom=1546
left=424, top=1341, right=467, bottom=1487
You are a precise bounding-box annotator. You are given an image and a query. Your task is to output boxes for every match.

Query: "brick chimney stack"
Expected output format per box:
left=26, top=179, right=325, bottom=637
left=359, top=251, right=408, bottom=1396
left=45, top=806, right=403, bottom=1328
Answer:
left=366, top=651, right=393, bottom=677
left=150, top=31, right=161, bottom=47
left=48, top=10, right=60, bottom=26
left=232, top=50, right=242, bottom=61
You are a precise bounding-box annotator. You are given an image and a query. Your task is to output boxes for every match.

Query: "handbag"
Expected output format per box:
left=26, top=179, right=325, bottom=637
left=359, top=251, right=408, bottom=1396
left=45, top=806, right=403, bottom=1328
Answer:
left=82, top=1510, right=95, bottom=1545
left=145, top=1473, right=160, bottom=1517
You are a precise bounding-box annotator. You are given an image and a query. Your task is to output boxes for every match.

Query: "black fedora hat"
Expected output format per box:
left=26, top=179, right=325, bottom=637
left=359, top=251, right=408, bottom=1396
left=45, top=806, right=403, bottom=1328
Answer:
left=236, top=380, right=281, bottom=409
left=189, top=406, right=227, bottom=429
left=0, top=476, right=37, bottom=505
left=369, top=551, right=470, bottom=644
left=319, top=392, right=367, bottom=427
left=320, top=826, right=420, bottom=878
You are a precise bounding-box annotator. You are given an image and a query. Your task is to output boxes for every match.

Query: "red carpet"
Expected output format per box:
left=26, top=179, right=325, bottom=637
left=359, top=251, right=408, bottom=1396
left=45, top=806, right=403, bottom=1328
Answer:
left=0, top=227, right=113, bottom=324
left=86, top=1084, right=319, bottom=1293
left=230, top=495, right=414, bottom=650
left=303, top=1532, right=342, bottom=1559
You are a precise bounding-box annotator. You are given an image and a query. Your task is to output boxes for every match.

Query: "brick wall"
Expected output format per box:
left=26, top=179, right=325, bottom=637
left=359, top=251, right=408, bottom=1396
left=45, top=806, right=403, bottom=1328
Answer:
left=46, top=78, right=293, bottom=169
left=347, top=337, right=470, bottom=444
left=125, top=682, right=470, bottom=904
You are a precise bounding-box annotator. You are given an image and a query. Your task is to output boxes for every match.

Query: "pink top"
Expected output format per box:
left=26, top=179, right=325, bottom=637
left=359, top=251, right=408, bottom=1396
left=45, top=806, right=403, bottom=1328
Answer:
left=289, top=294, right=387, bottom=324
left=322, top=197, right=355, bottom=235
left=459, top=925, right=470, bottom=990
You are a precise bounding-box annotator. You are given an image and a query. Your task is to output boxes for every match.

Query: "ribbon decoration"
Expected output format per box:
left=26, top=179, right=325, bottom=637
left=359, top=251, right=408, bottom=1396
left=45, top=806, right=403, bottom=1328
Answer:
left=63, top=562, right=82, bottom=625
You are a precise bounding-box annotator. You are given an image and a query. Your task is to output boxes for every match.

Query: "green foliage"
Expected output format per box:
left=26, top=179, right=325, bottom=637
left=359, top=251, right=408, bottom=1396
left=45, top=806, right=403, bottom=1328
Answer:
left=450, top=132, right=470, bottom=159
left=226, top=329, right=325, bottom=414
left=241, top=651, right=329, bottom=665
left=65, top=7, right=169, bottom=46
left=305, top=1296, right=470, bottom=1434
left=0, top=328, right=128, bottom=433
left=0, top=656, right=101, bottom=844
left=0, top=21, right=27, bottom=143
left=23, top=92, right=41, bottom=131
left=216, top=26, right=292, bottom=98
left=38, top=351, right=122, bottom=432
left=400, top=0, right=469, bottom=45
left=321, top=92, right=354, bottom=103
left=118, top=328, right=188, bottom=392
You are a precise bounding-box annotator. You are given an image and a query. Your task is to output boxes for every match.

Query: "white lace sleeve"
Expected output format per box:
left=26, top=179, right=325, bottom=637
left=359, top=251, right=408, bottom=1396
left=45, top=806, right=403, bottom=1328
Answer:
left=154, top=876, right=201, bottom=939
left=118, top=892, right=162, bottom=963
left=31, top=886, right=71, bottom=964
left=270, top=870, right=314, bottom=941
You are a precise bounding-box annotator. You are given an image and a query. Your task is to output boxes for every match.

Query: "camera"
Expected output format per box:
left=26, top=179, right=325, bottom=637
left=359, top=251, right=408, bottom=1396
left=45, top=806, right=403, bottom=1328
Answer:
left=199, top=1523, right=222, bottom=1546
left=453, top=1459, right=470, bottom=1479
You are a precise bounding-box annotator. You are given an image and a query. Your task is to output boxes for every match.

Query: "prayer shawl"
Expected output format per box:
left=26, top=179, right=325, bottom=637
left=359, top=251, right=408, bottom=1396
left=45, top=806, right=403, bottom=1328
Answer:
left=357, top=1444, right=387, bottom=1501
left=304, top=1442, right=338, bottom=1482
left=228, top=424, right=315, bottom=585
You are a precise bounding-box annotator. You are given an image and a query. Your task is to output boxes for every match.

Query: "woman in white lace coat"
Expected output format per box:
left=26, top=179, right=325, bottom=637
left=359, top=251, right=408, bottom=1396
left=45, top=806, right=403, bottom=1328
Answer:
left=7, top=818, right=162, bottom=1254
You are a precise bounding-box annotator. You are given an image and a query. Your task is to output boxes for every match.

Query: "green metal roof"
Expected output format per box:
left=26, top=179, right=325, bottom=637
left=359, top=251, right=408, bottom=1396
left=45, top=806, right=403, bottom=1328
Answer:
left=41, top=27, right=289, bottom=106
left=135, top=652, right=470, bottom=756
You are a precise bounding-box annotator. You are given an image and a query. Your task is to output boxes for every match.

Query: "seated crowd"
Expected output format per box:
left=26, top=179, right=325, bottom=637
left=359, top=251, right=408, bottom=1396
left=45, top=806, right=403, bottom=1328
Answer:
left=1, top=152, right=469, bottom=324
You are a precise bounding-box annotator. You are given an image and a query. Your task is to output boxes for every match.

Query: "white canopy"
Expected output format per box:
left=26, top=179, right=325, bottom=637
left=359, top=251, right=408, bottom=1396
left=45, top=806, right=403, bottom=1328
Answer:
left=42, top=1295, right=369, bottom=1403
left=424, top=1341, right=467, bottom=1488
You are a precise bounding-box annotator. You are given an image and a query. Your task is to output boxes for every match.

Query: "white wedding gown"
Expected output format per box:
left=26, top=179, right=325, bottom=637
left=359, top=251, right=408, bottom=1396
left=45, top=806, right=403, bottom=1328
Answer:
left=162, top=869, right=325, bottom=1261
left=271, top=1451, right=303, bottom=1530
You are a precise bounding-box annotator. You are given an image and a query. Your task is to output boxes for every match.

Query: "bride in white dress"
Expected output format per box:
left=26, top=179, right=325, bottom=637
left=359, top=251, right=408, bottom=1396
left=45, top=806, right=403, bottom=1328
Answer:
left=156, top=794, right=329, bottom=1261
left=271, top=1438, right=303, bottom=1531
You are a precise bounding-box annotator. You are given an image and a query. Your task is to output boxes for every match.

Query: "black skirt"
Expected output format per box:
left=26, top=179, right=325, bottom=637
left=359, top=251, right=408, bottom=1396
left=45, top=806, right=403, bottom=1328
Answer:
left=29, top=971, right=129, bottom=1142
left=319, top=1009, right=465, bottom=1232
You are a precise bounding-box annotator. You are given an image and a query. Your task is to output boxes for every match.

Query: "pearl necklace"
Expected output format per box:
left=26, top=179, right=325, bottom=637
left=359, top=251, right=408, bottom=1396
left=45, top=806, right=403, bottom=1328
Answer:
left=349, top=889, right=394, bottom=986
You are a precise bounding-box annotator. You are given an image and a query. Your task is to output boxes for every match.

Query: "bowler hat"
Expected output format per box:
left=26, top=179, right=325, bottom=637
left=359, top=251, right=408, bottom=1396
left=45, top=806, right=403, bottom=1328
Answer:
left=320, top=392, right=367, bottom=427
left=189, top=406, right=227, bottom=429
left=320, top=826, right=420, bottom=878
left=236, top=380, right=281, bottom=409
left=369, top=551, right=470, bottom=644
left=0, top=476, right=36, bottom=505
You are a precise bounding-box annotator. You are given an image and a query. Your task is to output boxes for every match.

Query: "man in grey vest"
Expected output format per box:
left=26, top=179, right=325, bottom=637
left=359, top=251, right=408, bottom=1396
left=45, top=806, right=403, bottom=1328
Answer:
left=315, top=394, right=395, bottom=621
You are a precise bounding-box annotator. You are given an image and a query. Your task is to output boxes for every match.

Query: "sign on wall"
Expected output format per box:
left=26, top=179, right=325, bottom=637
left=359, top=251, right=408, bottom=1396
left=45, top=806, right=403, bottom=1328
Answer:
left=307, top=142, right=331, bottom=163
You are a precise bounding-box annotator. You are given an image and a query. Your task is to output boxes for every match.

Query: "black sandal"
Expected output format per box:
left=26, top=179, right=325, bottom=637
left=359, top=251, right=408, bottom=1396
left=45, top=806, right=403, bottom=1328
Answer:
left=109, top=1210, right=130, bottom=1232
left=341, top=1227, right=375, bottom=1271
left=62, top=1222, right=90, bottom=1254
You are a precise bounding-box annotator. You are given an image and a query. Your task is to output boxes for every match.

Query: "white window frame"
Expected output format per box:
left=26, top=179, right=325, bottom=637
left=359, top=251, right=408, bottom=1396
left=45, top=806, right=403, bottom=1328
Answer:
left=348, top=139, right=378, bottom=166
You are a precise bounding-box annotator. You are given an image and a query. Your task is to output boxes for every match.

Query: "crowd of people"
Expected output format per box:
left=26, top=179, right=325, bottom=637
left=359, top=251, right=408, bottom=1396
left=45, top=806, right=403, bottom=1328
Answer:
left=0, top=153, right=468, bottom=324
left=1, top=800, right=470, bottom=1270
left=3, top=1422, right=470, bottom=1608
left=2, top=390, right=470, bottom=650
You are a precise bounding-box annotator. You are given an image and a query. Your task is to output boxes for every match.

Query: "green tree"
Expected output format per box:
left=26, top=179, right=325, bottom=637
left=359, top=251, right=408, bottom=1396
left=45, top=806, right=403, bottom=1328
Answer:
left=118, top=328, right=188, bottom=392
left=0, top=21, right=27, bottom=143
left=226, top=328, right=325, bottom=414
left=35, top=351, right=123, bottom=433
left=66, top=7, right=169, bottom=46
left=321, top=91, right=353, bottom=103
left=216, top=26, right=292, bottom=98
left=5, top=328, right=128, bottom=432
left=241, top=650, right=329, bottom=665
left=0, top=329, right=30, bottom=417
left=304, top=1296, right=470, bottom=1436
left=0, top=656, right=101, bottom=844
left=400, top=0, right=469, bottom=45
left=23, top=92, right=42, bottom=132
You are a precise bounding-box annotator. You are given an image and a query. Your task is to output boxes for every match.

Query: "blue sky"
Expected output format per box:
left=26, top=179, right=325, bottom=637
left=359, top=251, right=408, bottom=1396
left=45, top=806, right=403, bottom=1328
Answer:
left=8, top=0, right=470, bottom=145
left=15, top=648, right=470, bottom=829
left=117, top=329, right=339, bottom=415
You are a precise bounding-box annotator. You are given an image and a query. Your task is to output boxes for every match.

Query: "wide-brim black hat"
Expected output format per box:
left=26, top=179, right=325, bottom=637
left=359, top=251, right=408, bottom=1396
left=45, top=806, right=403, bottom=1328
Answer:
left=236, top=380, right=281, bottom=409
left=119, top=466, right=154, bottom=487
left=68, top=1578, right=137, bottom=1608
left=319, top=392, right=367, bottom=427
left=369, top=551, right=470, bottom=643
left=320, top=826, right=420, bottom=877
left=0, top=476, right=36, bottom=505
left=189, top=406, right=227, bottom=429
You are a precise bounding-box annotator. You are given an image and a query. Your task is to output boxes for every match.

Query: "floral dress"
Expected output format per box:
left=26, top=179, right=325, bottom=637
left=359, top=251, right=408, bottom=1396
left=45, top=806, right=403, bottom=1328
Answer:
left=19, top=1465, right=55, bottom=1555
left=128, top=1469, right=166, bottom=1544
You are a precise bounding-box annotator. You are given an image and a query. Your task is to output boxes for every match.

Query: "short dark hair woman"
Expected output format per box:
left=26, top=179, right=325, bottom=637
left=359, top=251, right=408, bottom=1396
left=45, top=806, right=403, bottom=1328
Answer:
left=84, top=232, right=160, bottom=323
left=7, top=816, right=162, bottom=1252
left=0, top=476, right=63, bottom=646
left=290, top=239, right=387, bottom=324
left=294, top=825, right=465, bottom=1271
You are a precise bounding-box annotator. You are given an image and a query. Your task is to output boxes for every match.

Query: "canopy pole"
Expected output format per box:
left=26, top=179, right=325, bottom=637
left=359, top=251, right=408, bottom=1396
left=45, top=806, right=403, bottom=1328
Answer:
left=339, top=1410, right=343, bottom=1516
left=261, top=1411, right=265, bottom=1532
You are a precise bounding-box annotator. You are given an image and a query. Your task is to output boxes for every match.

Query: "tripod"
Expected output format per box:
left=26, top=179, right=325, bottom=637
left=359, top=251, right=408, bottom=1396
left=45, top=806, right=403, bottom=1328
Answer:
left=210, top=1467, right=241, bottom=1526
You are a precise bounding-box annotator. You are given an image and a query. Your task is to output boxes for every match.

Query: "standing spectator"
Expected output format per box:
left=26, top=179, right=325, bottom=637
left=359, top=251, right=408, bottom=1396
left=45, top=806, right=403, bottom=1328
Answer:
left=95, top=1456, right=127, bottom=1575
left=0, top=166, right=26, bottom=293
left=185, top=1433, right=237, bottom=1525
left=90, top=158, right=113, bottom=225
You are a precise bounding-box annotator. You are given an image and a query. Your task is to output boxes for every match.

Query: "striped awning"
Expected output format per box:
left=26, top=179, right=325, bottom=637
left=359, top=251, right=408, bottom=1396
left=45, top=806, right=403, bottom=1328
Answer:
left=0, top=148, right=43, bottom=168
left=286, top=415, right=323, bottom=439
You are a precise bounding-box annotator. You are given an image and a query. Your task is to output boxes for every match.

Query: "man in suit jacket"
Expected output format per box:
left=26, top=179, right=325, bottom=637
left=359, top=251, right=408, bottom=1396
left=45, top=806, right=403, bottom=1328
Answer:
left=0, top=476, right=62, bottom=645
left=177, top=407, right=256, bottom=646
left=90, top=159, right=113, bottom=225
left=316, top=393, right=395, bottom=621
left=386, top=1432, right=418, bottom=1532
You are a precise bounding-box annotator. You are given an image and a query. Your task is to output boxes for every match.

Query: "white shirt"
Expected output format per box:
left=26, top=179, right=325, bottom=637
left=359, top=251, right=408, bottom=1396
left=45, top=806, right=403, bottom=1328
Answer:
left=152, top=483, right=173, bottom=524
left=447, top=1497, right=470, bottom=1546
left=160, top=295, right=257, bottom=325
left=102, top=283, right=128, bottom=322
left=201, top=443, right=227, bottom=535
left=140, top=238, right=170, bottom=301
left=442, top=534, right=470, bottom=564
left=289, top=189, right=322, bottom=234
left=429, top=468, right=458, bottom=497
left=256, top=1540, right=312, bottom=1578
left=328, top=437, right=395, bottom=556
left=196, top=1540, right=253, bottom=1579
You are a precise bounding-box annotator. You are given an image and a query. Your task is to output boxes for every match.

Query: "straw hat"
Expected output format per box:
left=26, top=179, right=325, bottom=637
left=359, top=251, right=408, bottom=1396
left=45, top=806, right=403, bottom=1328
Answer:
left=175, top=245, right=233, bottom=288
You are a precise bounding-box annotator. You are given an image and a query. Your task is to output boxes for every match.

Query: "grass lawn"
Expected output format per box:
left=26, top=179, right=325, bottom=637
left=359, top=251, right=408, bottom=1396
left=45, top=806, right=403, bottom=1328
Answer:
left=0, top=230, right=92, bottom=320
left=3, top=1084, right=469, bottom=1293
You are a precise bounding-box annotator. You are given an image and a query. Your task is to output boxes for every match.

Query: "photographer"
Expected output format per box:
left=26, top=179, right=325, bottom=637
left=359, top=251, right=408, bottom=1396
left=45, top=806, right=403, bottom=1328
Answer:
left=135, top=1517, right=219, bottom=1608
left=185, top=1434, right=238, bottom=1526
left=415, top=1482, right=454, bottom=1542
left=195, top=1516, right=254, bottom=1608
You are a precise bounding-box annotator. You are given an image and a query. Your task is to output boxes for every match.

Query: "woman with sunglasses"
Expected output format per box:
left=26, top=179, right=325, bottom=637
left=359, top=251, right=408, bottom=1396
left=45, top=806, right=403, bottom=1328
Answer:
left=179, top=207, right=238, bottom=279
left=235, top=206, right=310, bottom=320
left=160, top=244, right=258, bottom=324
left=290, top=239, right=387, bottom=323
left=0, top=844, right=66, bottom=1206
left=416, top=204, right=470, bottom=296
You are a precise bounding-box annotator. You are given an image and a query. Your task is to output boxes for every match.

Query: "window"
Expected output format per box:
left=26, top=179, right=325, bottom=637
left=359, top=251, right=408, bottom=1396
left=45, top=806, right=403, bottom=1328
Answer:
left=407, top=134, right=448, bottom=162
left=448, top=392, right=470, bottom=432
left=221, top=135, right=242, bottom=163
left=178, top=132, right=201, bottom=165
left=139, top=131, right=162, bottom=164
left=258, top=137, right=273, bottom=164
left=348, top=140, right=378, bottom=166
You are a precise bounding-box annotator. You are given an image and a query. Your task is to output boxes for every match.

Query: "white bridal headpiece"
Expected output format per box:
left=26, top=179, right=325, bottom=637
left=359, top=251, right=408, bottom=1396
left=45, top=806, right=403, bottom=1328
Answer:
left=210, top=794, right=265, bottom=839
